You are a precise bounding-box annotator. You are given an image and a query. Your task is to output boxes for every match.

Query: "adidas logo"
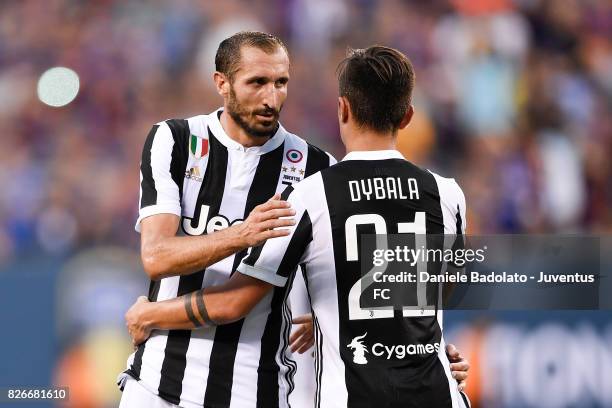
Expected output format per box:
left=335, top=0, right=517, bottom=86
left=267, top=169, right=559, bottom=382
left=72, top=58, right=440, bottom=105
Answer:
left=185, top=166, right=203, bottom=182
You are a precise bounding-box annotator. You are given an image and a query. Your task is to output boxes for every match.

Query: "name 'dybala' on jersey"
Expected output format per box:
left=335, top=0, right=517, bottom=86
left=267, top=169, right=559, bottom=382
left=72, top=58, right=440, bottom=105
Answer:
left=349, top=177, right=419, bottom=201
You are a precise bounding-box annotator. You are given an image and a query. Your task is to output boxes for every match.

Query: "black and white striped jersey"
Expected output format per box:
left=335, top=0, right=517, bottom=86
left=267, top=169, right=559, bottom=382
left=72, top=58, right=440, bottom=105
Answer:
left=238, top=150, right=468, bottom=408
left=121, top=108, right=335, bottom=408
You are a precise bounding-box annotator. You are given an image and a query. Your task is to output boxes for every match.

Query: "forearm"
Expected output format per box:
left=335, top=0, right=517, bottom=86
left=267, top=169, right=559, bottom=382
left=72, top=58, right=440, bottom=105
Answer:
left=143, top=289, right=240, bottom=330
left=141, top=196, right=294, bottom=280
left=143, top=224, right=248, bottom=280
left=141, top=274, right=272, bottom=331
left=140, top=291, right=211, bottom=330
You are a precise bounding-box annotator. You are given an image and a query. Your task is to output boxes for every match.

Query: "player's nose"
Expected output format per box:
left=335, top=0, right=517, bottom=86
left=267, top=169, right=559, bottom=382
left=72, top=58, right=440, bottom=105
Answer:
left=262, top=83, right=281, bottom=111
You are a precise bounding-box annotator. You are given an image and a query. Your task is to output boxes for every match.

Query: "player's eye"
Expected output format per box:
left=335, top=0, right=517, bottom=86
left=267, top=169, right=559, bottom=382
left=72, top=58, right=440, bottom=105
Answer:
left=275, top=78, right=288, bottom=87
left=254, top=78, right=267, bottom=86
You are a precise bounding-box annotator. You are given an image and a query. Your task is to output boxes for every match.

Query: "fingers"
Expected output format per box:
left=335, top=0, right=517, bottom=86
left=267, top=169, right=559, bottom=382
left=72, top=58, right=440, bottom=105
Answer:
left=303, top=339, right=315, bottom=353
left=256, top=198, right=291, bottom=213
left=452, top=370, right=468, bottom=382
left=261, top=229, right=291, bottom=239
left=130, top=332, right=140, bottom=348
left=292, top=314, right=313, bottom=325
left=258, top=208, right=296, bottom=222
left=293, top=334, right=315, bottom=354
left=290, top=316, right=315, bottom=354
left=290, top=324, right=308, bottom=345
left=290, top=330, right=315, bottom=353
left=254, top=209, right=295, bottom=227
left=260, top=218, right=296, bottom=230
left=446, top=343, right=460, bottom=360
left=450, top=357, right=469, bottom=392
left=242, top=198, right=296, bottom=246
left=450, top=360, right=470, bottom=373
left=454, top=374, right=467, bottom=392
left=130, top=329, right=149, bottom=348
left=248, top=203, right=295, bottom=230
left=132, top=336, right=140, bottom=348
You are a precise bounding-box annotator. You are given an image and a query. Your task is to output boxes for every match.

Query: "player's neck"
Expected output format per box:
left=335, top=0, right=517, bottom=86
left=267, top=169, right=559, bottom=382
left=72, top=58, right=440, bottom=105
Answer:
left=343, top=129, right=396, bottom=153
left=220, top=110, right=271, bottom=148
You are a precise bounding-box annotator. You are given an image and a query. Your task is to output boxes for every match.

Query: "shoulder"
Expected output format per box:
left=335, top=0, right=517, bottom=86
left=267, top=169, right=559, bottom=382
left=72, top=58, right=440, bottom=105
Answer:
left=155, top=111, right=219, bottom=142
left=147, top=113, right=216, bottom=149
left=143, top=117, right=207, bottom=163
left=427, top=169, right=465, bottom=211
left=185, top=114, right=212, bottom=140
left=287, top=172, right=324, bottom=206
left=306, top=140, right=337, bottom=166
left=148, top=117, right=192, bottom=141
left=282, top=131, right=337, bottom=168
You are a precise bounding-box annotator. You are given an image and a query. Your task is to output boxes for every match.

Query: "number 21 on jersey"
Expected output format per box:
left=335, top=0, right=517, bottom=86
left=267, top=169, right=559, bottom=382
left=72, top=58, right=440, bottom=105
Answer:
left=345, top=212, right=436, bottom=320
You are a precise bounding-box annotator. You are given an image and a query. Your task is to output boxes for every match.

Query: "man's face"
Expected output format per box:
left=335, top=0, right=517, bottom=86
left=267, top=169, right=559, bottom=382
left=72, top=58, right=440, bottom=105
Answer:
left=226, top=46, right=290, bottom=138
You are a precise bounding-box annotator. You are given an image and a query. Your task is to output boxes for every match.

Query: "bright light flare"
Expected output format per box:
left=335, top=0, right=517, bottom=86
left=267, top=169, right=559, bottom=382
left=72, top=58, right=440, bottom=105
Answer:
left=37, top=66, right=80, bottom=107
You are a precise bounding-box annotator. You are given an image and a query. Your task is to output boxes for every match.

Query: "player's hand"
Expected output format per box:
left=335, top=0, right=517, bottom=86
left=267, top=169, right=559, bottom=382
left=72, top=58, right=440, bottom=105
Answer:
left=125, top=296, right=153, bottom=348
left=239, top=194, right=296, bottom=247
left=446, top=343, right=469, bottom=392
left=290, top=314, right=315, bottom=354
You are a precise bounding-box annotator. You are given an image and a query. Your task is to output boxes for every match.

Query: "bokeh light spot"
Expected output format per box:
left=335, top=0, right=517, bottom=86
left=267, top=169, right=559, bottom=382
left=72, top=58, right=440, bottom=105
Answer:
left=37, top=66, right=80, bottom=107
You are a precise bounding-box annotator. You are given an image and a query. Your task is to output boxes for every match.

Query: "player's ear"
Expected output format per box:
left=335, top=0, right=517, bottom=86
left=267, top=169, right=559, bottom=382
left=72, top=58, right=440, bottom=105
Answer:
left=338, top=96, right=350, bottom=124
left=213, top=72, right=230, bottom=97
left=398, top=105, right=414, bottom=130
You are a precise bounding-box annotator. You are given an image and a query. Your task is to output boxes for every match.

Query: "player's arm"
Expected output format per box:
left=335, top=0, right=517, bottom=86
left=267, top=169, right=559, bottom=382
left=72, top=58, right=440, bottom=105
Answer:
left=127, top=186, right=312, bottom=344
left=125, top=272, right=274, bottom=344
left=126, top=272, right=313, bottom=352
left=137, top=122, right=295, bottom=280
left=140, top=196, right=295, bottom=280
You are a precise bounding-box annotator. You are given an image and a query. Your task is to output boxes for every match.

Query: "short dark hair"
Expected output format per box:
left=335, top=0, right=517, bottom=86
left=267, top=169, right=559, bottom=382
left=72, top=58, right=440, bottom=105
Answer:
left=215, top=31, right=288, bottom=81
left=337, top=46, right=415, bottom=133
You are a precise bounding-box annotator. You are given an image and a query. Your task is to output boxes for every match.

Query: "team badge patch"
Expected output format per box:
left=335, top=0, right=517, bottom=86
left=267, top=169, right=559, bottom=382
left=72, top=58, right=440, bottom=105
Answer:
left=286, top=149, right=303, bottom=163
left=190, top=134, right=209, bottom=158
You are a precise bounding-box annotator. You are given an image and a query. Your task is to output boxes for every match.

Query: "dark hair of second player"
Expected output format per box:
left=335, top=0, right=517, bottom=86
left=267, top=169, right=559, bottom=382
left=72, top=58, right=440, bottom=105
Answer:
left=337, top=46, right=415, bottom=134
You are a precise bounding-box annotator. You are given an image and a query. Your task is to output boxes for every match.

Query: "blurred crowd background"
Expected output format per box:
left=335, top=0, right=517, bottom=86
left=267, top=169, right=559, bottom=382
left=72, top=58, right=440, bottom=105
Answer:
left=0, top=0, right=610, bottom=407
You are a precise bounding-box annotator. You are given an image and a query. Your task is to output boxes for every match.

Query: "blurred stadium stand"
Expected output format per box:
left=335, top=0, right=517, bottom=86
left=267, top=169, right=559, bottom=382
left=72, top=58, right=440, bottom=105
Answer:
left=0, top=0, right=610, bottom=407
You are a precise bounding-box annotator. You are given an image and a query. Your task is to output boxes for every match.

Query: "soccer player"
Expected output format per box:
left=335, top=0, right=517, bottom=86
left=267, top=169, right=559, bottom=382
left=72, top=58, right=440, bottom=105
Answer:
left=122, top=30, right=469, bottom=407
left=126, top=44, right=470, bottom=408
left=118, top=31, right=333, bottom=408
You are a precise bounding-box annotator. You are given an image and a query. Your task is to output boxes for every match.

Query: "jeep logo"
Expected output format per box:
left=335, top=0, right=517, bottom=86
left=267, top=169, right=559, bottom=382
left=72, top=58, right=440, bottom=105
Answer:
left=181, top=204, right=243, bottom=235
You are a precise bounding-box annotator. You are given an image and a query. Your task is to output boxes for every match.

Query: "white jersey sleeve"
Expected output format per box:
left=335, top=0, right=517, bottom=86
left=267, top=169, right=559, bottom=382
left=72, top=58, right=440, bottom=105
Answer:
left=237, top=186, right=313, bottom=287
left=430, top=172, right=467, bottom=234
left=136, top=122, right=184, bottom=232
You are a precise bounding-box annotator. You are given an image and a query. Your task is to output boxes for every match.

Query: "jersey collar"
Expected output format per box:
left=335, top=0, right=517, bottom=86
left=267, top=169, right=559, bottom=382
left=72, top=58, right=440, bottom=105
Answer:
left=207, top=108, right=286, bottom=155
left=341, top=150, right=405, bottom=161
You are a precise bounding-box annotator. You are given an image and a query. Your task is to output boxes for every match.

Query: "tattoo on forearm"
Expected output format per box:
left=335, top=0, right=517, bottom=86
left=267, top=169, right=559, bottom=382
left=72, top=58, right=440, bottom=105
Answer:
left=184, top=293, right=203, bottom=327
left=196, top=289, right=217, bottom=326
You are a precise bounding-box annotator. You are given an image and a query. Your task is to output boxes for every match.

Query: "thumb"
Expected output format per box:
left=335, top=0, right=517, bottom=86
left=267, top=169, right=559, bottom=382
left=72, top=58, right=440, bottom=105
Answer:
left=137, top=296, right=149, bottom=303
left=269, top=193, right=281, bottom=201
left=446, top=343, right=459, bottom=358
